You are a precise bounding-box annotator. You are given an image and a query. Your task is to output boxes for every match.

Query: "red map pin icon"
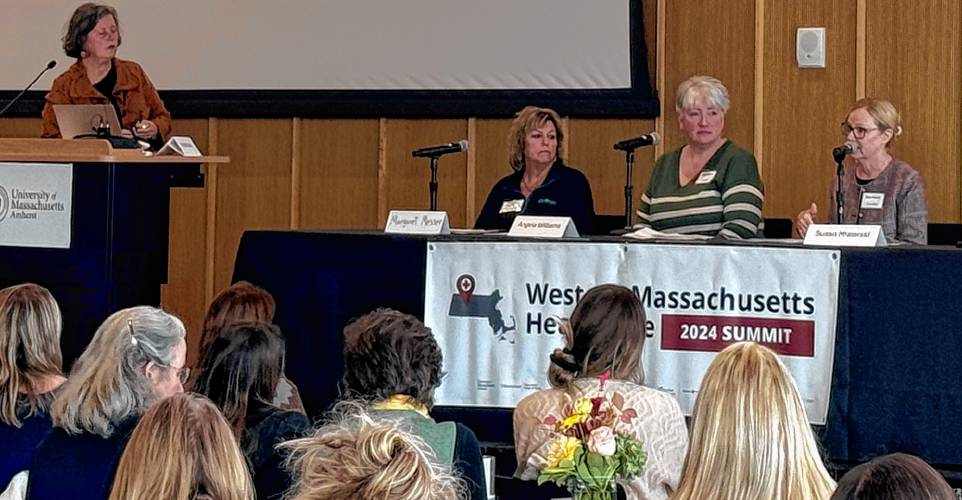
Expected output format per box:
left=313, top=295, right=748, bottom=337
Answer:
left=457, top=274, right=476, bottom=304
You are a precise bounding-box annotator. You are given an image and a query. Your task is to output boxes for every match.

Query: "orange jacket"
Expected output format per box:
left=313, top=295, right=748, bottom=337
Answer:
left=41, top=58, right=171, bottom=140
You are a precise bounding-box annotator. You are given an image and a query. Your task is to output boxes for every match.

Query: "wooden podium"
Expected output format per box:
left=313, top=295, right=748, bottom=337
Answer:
left=0, top=139, right=228, bottom=366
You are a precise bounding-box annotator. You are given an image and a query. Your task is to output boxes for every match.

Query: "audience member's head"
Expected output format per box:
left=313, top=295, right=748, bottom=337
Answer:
left=831, top=453, right=954, bottom=500
left=200, top=281, right=275, bottom=363
left=548, top=284, right=646, bottom=388
left=108, top=393, right=254, bottom=500
left=342, top=308, right=442, bottom=410
left=281, top=405, right=465, bottom=500
left=51, top=306, right=186, bottom=437
left=0, top=283, right=64, bottom=427
left=193, top=321, right=285, bottom=443
left=674, top=342, right=835, bottom=500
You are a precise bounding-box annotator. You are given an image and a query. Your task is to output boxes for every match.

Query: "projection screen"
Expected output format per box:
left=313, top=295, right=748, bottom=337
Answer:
left=0, top=0, right=655, bottom=117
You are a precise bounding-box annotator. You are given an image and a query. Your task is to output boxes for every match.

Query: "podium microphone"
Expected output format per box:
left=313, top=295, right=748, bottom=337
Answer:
left=412, top=140, right=469, bottom=158
left=613, top=132, right=661, bottom=151
left=832, top=141, right=859, bottom=163
left=0, top=60, right=57, bottom=117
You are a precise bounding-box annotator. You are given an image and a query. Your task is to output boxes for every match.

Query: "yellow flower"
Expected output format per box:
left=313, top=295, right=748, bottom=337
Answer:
left=543, top=436, right=582, bottom=472
left=560, top=412, right=587, bottom=430
left=558, top=397, right=592, bottom=431
left=574, top=397, right=592, bottom=415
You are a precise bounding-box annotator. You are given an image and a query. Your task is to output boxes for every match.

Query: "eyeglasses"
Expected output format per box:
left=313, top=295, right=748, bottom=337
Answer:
left=841, top=122, right=880, bottom=139
left=160, top=363, right=191, bottom=385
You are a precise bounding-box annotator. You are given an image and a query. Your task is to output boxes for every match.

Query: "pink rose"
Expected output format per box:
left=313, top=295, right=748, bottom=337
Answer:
left=587, top=426, right=616, bottom=456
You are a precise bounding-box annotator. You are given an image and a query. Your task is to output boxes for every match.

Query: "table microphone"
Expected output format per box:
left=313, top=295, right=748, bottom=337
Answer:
left=832, top=141, right=859, bottom=163
left=0, top=60, right=57, bottom=117
left=613, top=132, right=661, bottom=151
left=412, top=140, right=469, bottom=158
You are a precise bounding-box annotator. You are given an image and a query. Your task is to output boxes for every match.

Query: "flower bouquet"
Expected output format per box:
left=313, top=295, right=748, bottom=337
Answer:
left=536, top=374, right=647, bottom=500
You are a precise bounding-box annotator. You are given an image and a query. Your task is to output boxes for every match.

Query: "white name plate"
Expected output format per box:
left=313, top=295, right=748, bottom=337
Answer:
left=507, top=215, right=579, bottom=239
left=803, top=224, right=886, bottom=247
left=156, top=136, right=202, bottom=157
left=384, top=210, right=450, bottom=235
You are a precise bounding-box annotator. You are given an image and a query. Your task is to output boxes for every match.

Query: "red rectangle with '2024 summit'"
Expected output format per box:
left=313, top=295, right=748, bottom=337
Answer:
left=661, top=314, right=815, bottom=357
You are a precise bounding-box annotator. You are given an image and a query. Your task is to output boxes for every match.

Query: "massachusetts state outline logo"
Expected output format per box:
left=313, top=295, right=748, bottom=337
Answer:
left=447, top=273, right=517, bottom=343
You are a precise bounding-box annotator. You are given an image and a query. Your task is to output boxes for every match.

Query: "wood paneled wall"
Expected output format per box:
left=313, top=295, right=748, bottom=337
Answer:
left=1, top=0, right=960, bottom=362
left=865, top=0, right=961, bottom=223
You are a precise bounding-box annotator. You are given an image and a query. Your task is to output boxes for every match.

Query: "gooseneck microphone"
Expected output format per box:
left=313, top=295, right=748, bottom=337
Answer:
left=0, top=60, right=57, bottom=117
left=412, top=140, right=469, bottom=158
left=832, top=141, right=859, bottom=163
left=613, top=132, right=661, bottom=151
left=615, top=132, right=661, bottom=231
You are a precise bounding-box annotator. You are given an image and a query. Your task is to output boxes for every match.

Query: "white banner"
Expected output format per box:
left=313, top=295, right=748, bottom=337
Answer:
left=0, top=163, right=73, bottom=249
left=425, top=241, right=840, bottom=424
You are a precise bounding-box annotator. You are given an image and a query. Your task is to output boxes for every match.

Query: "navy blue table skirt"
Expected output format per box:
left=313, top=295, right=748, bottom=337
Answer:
left=233, top=231, right=962, bottom=471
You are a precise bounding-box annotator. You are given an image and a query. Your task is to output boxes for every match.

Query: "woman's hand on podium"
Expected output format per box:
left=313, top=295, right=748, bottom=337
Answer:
left=133, top=120, right=158, bottom=139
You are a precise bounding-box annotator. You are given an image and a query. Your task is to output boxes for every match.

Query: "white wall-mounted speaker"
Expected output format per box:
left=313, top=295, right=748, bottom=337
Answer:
left=797, top=27, right=826, bottom=68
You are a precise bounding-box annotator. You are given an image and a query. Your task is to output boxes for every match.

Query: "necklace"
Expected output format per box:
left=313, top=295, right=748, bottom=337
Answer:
left=521, top=169, right=550, bottom=196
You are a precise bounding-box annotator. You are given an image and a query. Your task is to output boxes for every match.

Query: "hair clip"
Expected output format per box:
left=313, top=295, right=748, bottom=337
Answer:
left=127, top=319, right=139, bottom=346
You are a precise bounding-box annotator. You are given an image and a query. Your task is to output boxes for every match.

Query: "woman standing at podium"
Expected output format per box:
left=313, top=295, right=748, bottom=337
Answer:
left=40, top=3, right=171, bottom=149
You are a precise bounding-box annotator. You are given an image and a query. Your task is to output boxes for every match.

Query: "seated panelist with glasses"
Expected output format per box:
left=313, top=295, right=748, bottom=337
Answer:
left=795, top=98, right=928, bottom=244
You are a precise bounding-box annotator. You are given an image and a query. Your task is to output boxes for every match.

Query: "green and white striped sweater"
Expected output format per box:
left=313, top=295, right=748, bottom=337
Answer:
left=636, top=140, right=764, bottom=239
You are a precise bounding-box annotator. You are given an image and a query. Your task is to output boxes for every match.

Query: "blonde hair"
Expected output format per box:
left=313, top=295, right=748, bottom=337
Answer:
left=849, top=97, right=902, bottom=146
left=51, top=306, right=185, bottom=438
left=282, top=405, right=466, bottom=500
left=109, top=393, right=254, bottom=500
left=675, top=75, right=730, bottom=113
left=674, top=342, right=836, bottom=500
left=0, top=283, right=63, bottom=427
left=507, top=106, right=565, bottom=171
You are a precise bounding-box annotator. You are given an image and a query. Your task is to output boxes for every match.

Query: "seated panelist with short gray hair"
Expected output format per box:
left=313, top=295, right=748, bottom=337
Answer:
left=635, top=75, right=764, bottom=239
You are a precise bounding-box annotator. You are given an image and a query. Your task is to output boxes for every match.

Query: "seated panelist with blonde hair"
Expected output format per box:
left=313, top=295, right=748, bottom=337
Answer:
left=636, top=75, right=764, bottom=239
left=108, top=393, right=254, bottom=500
left=795, top=98, right=927, bottom=244
left=673, top=342, right=835, bottom=500
left=28, top=306, right=187, bottom=500
left=475, top=105, right=596, bottom=233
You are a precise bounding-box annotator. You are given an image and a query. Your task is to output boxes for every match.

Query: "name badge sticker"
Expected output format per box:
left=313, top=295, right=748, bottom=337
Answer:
left=499, top=199, right=523, bottom=214
left=860, top=192, right=885, bottom=209
left=695, top=170, right=717, bottom=184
